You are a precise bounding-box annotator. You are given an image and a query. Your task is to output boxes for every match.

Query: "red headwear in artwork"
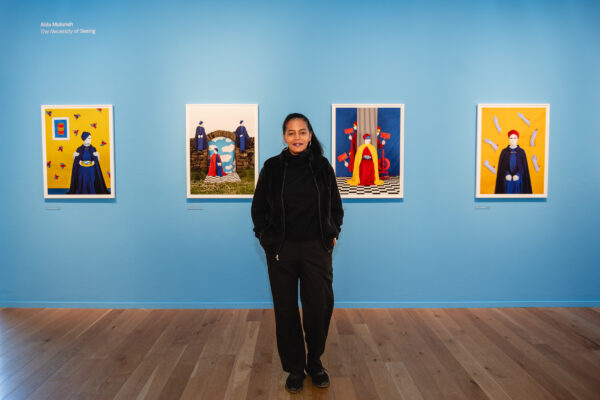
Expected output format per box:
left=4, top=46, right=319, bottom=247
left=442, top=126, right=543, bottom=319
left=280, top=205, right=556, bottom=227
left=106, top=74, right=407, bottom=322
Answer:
left=508, top=129, right=519, bottom=138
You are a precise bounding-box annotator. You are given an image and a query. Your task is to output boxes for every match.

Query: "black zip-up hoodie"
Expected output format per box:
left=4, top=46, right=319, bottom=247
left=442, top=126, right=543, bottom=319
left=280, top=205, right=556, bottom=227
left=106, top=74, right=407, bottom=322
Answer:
left=251, top=149, right=344, bottom=258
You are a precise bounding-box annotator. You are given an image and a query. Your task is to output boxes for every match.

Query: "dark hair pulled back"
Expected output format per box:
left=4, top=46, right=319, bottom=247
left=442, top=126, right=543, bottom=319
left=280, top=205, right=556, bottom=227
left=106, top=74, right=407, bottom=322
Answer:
left=282, top=113, right=323, bottom=158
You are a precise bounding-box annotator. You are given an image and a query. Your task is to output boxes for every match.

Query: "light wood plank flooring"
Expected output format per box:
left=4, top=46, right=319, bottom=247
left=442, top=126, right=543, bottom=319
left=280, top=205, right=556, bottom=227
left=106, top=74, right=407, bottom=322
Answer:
left=0, top=308, right=599, bottom=399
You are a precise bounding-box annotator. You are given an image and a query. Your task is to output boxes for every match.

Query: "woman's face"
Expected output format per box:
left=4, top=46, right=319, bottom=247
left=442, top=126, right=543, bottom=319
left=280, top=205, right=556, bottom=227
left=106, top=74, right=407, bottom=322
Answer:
left=283, top=118, right=312, bottom=155
left=509, top=134, right=518, bottom=147
left=84, top=135, right=92, bottom=146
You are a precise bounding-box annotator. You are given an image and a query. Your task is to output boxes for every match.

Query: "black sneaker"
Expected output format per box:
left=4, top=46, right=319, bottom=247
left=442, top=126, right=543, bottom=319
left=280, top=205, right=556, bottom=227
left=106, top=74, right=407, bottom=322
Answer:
left=285, top=372, right=305, bottom=393
left=309, top=368, right=330, bottom=388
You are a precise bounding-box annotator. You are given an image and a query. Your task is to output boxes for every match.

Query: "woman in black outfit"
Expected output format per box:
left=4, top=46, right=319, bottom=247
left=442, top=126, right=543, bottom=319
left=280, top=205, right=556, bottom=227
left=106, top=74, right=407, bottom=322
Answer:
left=251, top=113, right=344, bottom=393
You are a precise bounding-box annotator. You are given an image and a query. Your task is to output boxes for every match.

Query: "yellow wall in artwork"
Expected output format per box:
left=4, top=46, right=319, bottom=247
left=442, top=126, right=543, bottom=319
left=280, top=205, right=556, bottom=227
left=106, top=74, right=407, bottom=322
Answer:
left=479, top=107, right=547, bottom=194
left=43, top=107, right=112, bottom=189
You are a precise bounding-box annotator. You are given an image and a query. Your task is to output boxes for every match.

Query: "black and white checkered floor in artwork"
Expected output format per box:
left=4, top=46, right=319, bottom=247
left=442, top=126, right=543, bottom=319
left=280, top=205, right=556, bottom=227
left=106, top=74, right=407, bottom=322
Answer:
left=336, top=176, right=401, bottom=197
left=204, top=172, right=241, bottom=184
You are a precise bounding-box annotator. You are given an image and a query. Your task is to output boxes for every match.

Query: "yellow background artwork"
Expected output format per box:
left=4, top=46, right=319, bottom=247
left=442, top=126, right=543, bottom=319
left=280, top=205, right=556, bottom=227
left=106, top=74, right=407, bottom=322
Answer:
left=43, top=107, right=112, bottom=190
left=479, top=106, right=548, bottom=195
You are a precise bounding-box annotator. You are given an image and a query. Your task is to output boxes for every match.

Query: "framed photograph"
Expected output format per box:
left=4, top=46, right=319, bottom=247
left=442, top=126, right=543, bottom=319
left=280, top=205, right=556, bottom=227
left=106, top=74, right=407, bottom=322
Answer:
left=41, top=105, right=115, bottom=199
left=476, top=104, right=550, bottom=198
left=332, top=104, right=404, bottom=199
left=186, top=104, right=258, bottom=198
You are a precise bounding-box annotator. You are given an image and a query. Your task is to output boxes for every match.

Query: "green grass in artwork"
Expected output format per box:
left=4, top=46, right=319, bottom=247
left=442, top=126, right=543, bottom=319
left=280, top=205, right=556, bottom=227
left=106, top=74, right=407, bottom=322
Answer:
left=190, top=168, right=255, bottom=195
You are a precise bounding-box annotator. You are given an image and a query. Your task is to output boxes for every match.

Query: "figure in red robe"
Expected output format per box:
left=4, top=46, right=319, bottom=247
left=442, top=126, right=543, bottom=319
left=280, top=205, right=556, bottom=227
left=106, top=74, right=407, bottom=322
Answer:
left=346, top=134, right=383, bottom=186
left=358, top=134, right=375, bottom=185
left=207, top=149, right=227, bottom=177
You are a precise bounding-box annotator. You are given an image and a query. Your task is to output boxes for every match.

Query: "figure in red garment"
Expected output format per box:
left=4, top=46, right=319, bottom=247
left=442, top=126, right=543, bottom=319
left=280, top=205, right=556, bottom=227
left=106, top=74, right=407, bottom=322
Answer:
left=344, top=133, right=383, bottom=186
left=347, top=121, right=357, bottom=173
left=207, top=148, right=227, bottom=177
left=358, top=134, right=376, bottom=185
left=346, top=134, right=383, bottom=186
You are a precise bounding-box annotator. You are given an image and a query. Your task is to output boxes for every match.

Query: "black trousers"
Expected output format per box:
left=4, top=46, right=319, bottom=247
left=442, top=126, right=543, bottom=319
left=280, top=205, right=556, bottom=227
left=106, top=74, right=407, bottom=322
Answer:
left=266, top=240, right=334, bottom=374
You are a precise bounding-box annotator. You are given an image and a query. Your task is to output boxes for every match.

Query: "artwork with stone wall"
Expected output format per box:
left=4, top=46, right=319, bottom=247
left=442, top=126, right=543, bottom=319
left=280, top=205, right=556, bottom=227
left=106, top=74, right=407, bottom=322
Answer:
left=186, top=104, right=258, bottom=198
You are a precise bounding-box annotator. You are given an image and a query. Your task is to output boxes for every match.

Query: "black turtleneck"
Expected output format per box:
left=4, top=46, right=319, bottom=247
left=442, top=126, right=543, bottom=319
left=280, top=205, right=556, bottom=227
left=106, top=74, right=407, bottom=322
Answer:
left=282, top=149, right=321, bottom=241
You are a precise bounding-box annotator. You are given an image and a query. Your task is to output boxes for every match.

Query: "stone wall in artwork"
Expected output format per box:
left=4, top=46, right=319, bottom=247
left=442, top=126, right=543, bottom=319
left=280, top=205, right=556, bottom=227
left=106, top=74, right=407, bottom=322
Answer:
left=189, top=130, right=255, bottom=172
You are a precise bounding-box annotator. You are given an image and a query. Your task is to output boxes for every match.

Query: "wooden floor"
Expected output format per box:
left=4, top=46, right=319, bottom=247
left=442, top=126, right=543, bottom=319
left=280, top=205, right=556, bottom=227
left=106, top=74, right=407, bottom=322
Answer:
left=0, top=308, right=599, bottom=400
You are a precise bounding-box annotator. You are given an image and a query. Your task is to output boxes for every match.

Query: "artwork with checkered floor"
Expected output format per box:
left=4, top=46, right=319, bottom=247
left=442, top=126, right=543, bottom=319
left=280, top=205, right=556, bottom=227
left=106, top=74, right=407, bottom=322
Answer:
left=332, top=104, right=404, bottom=198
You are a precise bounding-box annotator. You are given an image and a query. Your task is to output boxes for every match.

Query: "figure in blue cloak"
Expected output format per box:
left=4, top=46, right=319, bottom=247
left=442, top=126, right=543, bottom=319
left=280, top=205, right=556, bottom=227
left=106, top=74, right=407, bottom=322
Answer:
left=194, top=121, right=207, bottom=151
left=495, top=130, right=532, bottom=194
left=234, top=120, right=250, bottom=151
left=67, top=131, right=110, bottom=194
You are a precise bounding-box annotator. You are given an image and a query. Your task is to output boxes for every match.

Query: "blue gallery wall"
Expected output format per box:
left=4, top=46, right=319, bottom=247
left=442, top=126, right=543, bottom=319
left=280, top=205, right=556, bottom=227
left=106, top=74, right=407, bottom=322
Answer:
left=1, top=0, right=599, bottom=308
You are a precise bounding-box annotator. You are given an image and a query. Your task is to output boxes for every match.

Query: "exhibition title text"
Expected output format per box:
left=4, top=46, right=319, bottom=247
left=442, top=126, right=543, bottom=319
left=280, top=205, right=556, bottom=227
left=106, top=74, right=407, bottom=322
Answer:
left=40, top=22, right=96, bottom=35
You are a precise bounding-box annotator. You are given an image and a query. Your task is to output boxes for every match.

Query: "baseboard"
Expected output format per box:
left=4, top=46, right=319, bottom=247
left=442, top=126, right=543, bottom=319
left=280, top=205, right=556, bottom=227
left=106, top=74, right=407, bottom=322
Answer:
left=1, top=300, right=598, bottom=309
left=0, top=301, right=275, bottom=309
left=334, top=300, right=600, bottom=308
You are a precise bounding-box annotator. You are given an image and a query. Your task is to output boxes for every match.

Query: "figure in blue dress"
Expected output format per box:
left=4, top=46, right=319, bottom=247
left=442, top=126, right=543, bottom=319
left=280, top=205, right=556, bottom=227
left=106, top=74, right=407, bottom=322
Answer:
left=495, top=130, right=532, bottom=194
left=194, top=121, right=208, bottom=151
left=67, top=131, right=109, bottom=194
left=234, top=120, right=250, bottom=151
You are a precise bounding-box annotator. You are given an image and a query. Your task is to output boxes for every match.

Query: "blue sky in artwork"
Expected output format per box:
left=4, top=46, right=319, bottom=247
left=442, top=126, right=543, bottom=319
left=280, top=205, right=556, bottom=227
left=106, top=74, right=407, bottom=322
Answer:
left=208, top=137, right=236, bottom=173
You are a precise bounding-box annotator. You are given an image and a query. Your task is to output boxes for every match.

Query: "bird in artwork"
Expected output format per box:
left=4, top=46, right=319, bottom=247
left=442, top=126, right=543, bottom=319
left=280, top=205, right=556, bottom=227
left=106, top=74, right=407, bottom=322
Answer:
left=74, top=114, right=81, bottom=119
left=47, top=161, right=51, bottom=168
left=58, top=146, right=63, bottom=152
left=91, top=123, right=97, bottom=129
left=46, top=110, right=52, bottom=116
left=101, top=140, right=107, bottom=146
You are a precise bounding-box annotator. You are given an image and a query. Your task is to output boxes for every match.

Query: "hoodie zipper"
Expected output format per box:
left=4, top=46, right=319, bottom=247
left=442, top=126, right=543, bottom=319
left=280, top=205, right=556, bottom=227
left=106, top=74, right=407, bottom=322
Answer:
left=309, top=164, right=330, bottom=253
left=275, top=163, right=287, bottom=261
